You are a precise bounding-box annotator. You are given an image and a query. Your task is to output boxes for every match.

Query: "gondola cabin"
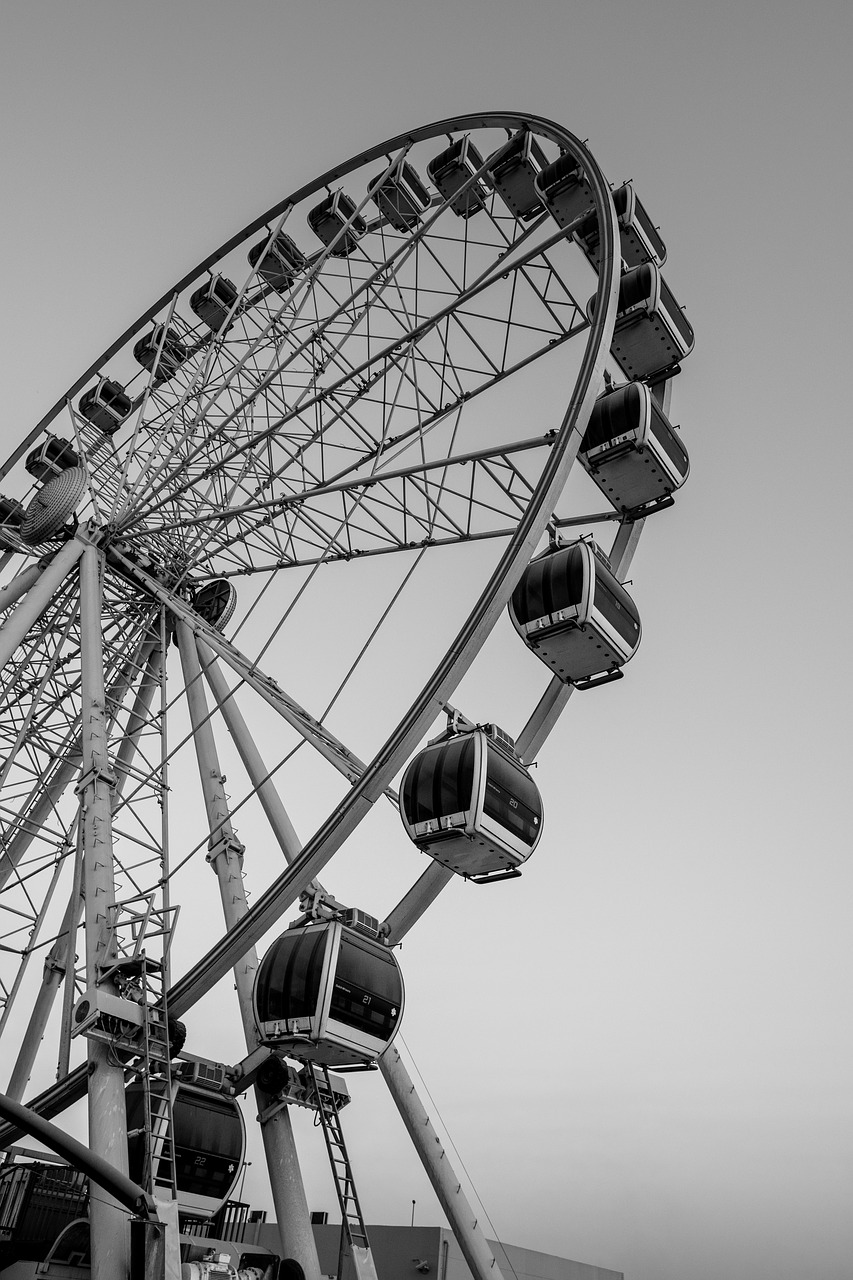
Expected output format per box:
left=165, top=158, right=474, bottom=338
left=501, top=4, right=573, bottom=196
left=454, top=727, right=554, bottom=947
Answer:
left=307, top=190, right=366, bottom=257
left=509, top=541, right=641, bottom=686
left=580, top=381, right=689, bottom=513
left=248, top=230, right=307, bottom=292
left=400, top=724, right=543, bottom=881
left=24, top=435, right=79, bottom=482
left=190, top=275, right=239, bottom=333
left=369, top=158, right=431, bottom=232
left=254, top=921, right=404, bottom=1067
left=79, top=378, right=133, bottom=434
left=588, top=263, right=694, bottom=381
left=133, top=325, right=189, bottom=380
left=534, top=152, right=593, bottom=229
left=572, top=182, right=667, bottom=272
left=487, top=129, right=548, bottom=221
left=125, top=1081, right=245, bottom=1218
left=427, top=136, right=489, bottom=218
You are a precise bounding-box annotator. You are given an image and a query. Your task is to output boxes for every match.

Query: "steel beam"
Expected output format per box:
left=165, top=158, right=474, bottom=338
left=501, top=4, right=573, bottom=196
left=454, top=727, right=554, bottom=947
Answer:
left=0, top=562, right=44, bottom=614
left=177, top=624, right=321, bottom=1280
left=196, top=639, right=303, bottom=865
left=382, top=864, right=454, bottom=946
left=79, top=543, right=131, bottom=1280
left=381, top=1045, right=506, bottom=1280
left=0, top=537, right=84, bottom=672
left=0, top=1087, right=152, bottom=1218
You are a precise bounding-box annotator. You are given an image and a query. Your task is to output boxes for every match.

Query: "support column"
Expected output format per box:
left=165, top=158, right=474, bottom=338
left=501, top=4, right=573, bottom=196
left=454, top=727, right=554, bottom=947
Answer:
left=0, top=562, right=43, bottom=614
left=0, top=538, right=84, bottom=671
left=380, top=1045, right=505, bottom=1280
left=79, top=542, right=130, bottom=1280
left=197, top=640, right=302, bottom=865
left=177, top=624, right=321, bottom=1280
left=6, top=891, right=81, bottom=1100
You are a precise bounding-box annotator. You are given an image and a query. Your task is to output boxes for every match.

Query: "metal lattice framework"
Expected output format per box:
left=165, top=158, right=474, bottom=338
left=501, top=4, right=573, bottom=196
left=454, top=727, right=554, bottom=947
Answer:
left=0, top=112, right=690, bottom=1280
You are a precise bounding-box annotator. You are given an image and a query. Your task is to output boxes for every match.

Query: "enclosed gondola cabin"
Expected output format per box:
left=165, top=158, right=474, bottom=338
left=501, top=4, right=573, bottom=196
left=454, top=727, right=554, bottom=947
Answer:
left=510, top=540, right=641, bottom=686
left=307, top=190, right=366, bottom=257
left=427, top=136, right=489, bottom=218
left=125, top=1080, right=245, bottom=1218
left=487, top=129, right=548, bottom=221
left=588, top=263, right=694, bottom=381
left=254, top=921, right=404, bottom=1067
left=248, top=230, right=307, bottom=292
left=190, top=275, right=239, bottom=333
left=572, top=182, right=667, bottom=272
left=133, top=325, right=188, bottom=381
left=400, top=724, right=542, bottom=881
left=78, top=378, right=133, bottom=435
left=369, top=159, right=431, bottom=232
left=534, top=152, right=593, bottom=229
left=25, top=435, right=79, bottom=482
left=580, top=381, right=689, bottom=513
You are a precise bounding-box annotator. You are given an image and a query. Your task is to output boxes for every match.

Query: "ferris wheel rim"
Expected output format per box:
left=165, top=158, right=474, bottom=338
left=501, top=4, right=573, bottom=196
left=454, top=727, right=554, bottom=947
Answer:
left=0, top=114, right=622, bottom=1127
left=0, top=111, right=603, bottom=487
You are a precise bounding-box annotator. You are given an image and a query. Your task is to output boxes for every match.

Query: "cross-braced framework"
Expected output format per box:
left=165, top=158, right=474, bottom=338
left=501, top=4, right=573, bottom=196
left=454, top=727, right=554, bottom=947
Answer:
left=0, top=113, right=692, bottom=1280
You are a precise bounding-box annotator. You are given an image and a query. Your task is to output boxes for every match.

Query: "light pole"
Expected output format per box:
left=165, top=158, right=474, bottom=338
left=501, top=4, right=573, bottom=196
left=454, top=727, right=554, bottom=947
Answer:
left=238, top=1160, right=253, bottom=1203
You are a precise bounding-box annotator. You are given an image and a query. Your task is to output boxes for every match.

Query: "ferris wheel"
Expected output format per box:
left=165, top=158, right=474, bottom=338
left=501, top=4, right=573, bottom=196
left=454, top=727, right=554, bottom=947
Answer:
left=0, top=113, right=693, bottom=1280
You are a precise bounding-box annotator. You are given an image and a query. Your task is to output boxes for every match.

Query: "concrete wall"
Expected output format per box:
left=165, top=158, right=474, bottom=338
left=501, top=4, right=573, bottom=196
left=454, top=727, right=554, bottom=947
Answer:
left=438, top=1230, right=623, bottom=1280
left=249, top=1222, right=622, bottom=1280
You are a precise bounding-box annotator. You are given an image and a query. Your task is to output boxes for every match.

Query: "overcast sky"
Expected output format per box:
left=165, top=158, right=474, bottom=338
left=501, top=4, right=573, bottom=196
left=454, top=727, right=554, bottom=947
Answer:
left=1, top=3, right=851, bottom=1280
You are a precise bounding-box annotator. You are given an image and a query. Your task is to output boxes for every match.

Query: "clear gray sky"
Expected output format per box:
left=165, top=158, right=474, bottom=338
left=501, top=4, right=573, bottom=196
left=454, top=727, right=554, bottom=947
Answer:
left=1, top=3, right=851, bottom=1280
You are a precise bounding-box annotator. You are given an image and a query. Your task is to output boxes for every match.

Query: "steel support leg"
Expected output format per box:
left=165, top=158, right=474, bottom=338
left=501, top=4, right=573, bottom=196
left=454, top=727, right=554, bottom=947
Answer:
left=0, top=538, right=84, bottom=671
left=177, top=623, right=321, bottom=1280
left=5, top=890, right=81, bottom=1100
left=196, top=639, right=302, bottom=865
left=0, top=562, right=44, bottom=614
left=380, top=1045, right=505, bottom=1280
left=80, top=543, right=130, bottom=1280
left=382, top=864, right=454, bottom=945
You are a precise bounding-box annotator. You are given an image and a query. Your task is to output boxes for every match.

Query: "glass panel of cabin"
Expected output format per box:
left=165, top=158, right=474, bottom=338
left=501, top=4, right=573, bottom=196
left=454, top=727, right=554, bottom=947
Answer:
left=591, top=573, right=640, bottom=647
left=650, top=403, right=689, bottom=475
left=403, top=734, right=475, bottom=824
left=483, top=751, right=541, bottom=846
left=330, top=933, right=402, bottom=1039
left=658, top=276, right=694, bottom=349
left=171, top=1092, right=243, bottom=1198
left=256, top=929, right=326, bottom=1022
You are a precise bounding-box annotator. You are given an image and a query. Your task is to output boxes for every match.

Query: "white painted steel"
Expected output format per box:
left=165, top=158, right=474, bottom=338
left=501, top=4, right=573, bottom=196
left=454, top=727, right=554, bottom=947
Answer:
left=79, top=543, right=131, bottom=1280
left=381, top=1044, right=506, bottom=1280
left=177, top=624, right=322, bottom=1280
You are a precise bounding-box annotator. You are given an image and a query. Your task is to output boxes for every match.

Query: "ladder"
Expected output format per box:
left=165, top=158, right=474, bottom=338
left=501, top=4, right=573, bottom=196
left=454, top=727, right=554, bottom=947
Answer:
left=141, top=957, right=179, bottom=1205
left=113, top=954, right=179, bottom=1205
left=311, top=1066, right=378, bottom=1280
